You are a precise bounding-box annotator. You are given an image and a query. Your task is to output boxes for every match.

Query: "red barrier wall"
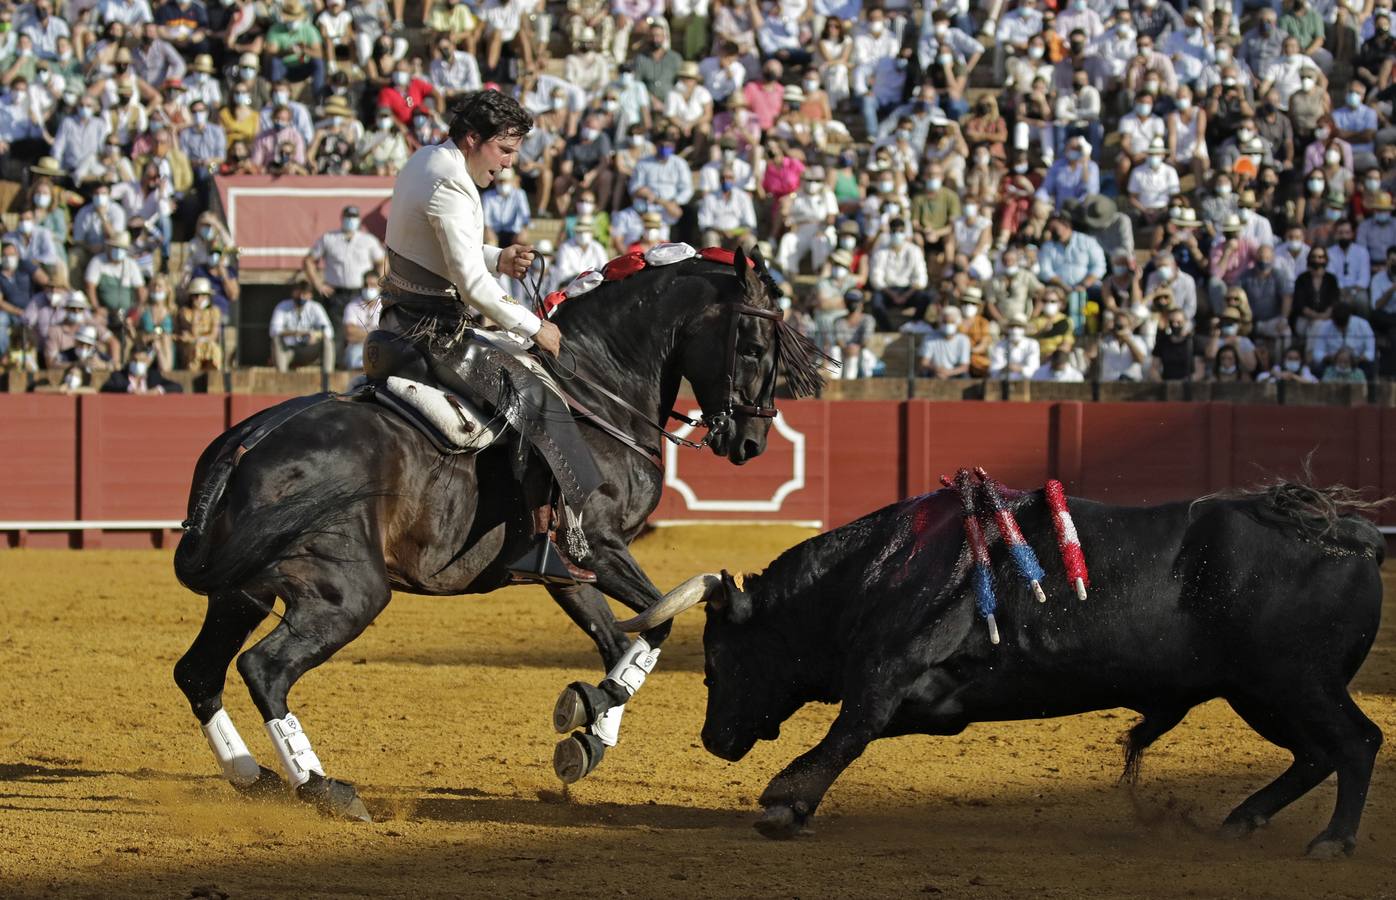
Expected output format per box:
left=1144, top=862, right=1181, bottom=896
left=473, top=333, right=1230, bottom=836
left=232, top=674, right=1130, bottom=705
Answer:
left=2, top=396, right=1392, bottom=547
left=214, top=175, right=393, bottom=271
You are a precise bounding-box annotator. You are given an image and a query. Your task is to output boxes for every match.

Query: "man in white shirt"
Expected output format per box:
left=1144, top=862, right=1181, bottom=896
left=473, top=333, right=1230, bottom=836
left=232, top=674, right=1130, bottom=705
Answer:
left=776, top=167, right=836, bottom=275
left=1329, top=219, right=1372, bottom=309
left=1126, top=137, right=1179, bottom=229
left=551, top=215, right=609, bottom=287
left=990, top=315, right=1040, bottom=379
left=869, top=218, right=929, bottom=330
left=919, top=306, right=971, bottom=378
left=270, top=278, right=335, bottom=372
left=697, top=169, right=757, bottom=248
left=697, top=137, right=754, bottom=194
left=377, top=89, right=600, bottom=583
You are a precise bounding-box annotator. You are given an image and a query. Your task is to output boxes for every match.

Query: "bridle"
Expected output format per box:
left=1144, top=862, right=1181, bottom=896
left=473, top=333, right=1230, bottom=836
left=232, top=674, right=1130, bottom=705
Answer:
left=524, top=260, right=784, bottom=461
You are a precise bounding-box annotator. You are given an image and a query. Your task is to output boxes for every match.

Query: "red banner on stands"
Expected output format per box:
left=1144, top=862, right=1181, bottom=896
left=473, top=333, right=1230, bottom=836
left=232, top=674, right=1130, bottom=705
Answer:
left=214, top=175, right=394, bottom=270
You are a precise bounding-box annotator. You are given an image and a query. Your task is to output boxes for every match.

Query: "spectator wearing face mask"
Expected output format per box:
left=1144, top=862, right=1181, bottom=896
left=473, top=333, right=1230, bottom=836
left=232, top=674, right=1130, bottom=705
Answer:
left=1239, top=244, right=1294, bottom=342
left=1320, top=346, right=1367, bottom=383
left=1357, top=192, right=1396, bottom=262
left=85, top=232, right=146, bottom=329
left=0, top=238, right=48, bottom=360
left=958, top=287, right=997, bottom=377
left=868, top=218, right=929, bottom=331
left=73, top=183, right=129, bottom=258
left=1209, top=213, right=1257, bottom=291
left=777, top=168, right=836, bottom=275
left=698, top=170, right=758, bottom=250
left=252, top=104, right=308, bottom=170
left=303, top=204, right=386, bottom=350
left=131, top=273, right=176, bottom=371
left=258, top=81, right=315, bottom=147
left=5, top=206, right=64, bottom=271
left=379, top=59, right=434, bottom=124
left=552, top=216, right=609, bottom=289
left=1292, top=245, right=1340, bottom=337
left=1355, top=10, right=1393, bottom=86
left=342, top=272, right=382, bottom=371
left=1264, top=346, right=1318, bottom=382
left=1307, top=300, right=1375, bottom=376
left=101, top=345, right=181, bottom=393
left=481, top=169, right=530, bottom=248
left=553, top=111, right=614, bottom=218
left=1327, top=218, right=1372, bottom=310
left=834, top=290, right=877, bottom=379
left=1333, top=81, right=1377, bottom=159
left=46, top=293, right=119, bottom=371
left=629, top=129, right=693, bottom=227
left=356, top=107, right=410, bottom=175
left=989, top=315, right=1039, bottom=381
left=918, top=305, right=970, bottom=379
left=263, top=0, right=325, bottom=95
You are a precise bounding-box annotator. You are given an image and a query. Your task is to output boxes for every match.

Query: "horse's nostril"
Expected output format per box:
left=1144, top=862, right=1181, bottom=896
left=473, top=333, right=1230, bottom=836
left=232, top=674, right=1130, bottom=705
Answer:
left=741, top=439, right=761, bottom=460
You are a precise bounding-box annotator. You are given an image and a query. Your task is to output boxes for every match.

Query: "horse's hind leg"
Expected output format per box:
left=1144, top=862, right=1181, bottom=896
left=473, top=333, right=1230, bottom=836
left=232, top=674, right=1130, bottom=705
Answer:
left=1304, top=691, right=1383, bottom=858
left=236, top=564, right=390, bottom=821
left=173, top=590, right=283, bottom=796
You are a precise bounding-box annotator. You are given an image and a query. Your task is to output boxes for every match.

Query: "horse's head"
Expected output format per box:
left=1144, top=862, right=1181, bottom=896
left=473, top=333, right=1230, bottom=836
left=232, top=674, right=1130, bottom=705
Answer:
left=685, top=247, right=825, bottom=465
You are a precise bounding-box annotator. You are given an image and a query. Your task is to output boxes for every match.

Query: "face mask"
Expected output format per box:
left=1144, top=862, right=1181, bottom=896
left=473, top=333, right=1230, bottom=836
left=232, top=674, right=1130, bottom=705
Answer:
left=1326, top=208, right=1344, bottom=221
left=1301, top=77, right=1315, bottom=91
left=1217, top=183, right=1232, bottom=197
left=233, top=91, right=251, bottom=107
left=109, top=247, right=126, bottom=261
left=958, top=304, right=977, bottom=319
left=1119, top=25, right=1135, bottom=41
left=1157, top=265, right=1174, bottom=282
left=209, top=252, right=221, bottom=266
left=343, top=217, right=359, bottom=231
left=1043, top=301, right=1060, bottom=316
left=1028, top=45, right=1044, bottom=60
left=378, top=117, right=394, bottom=131
left=620, top=72, right=635, bottom=86
left=832, top=265, right=848, bottom=279
left=151, top=290, right=167, bottom=303
left=18, top=219, right=34, bottom=235
left=95, top=194, right=110, bottom=209
left=935, top=23, right=949, bottom=36
left=644, top=228, right=662, bottom=241
left=878, top=180, right=895, bottom=193
left=1325, top=149, right=1341, bottom=165
left=129, top=359, right=148, bottom=377
left=577, top=231, right=592, bottom=245
left=1147, top=156, right=1162, bottom=170
left=1009, top=327, right=1026, bottom=341
left=1238, top=208, right=1252, bottom=222
left=1221, top=75, right=1237, bottom=87
left=363, top=287, right=379, bottom=302
left=1238, top=128, right=1256, bottom=142
left=1012, top=162, right=1028, bottom=174
left=194, top=110, right=208, bottom=126
left=658, top=145, right=675, bottom=159
left=941, top=321, right=958, bottom=335
left=890, top=232, right=906, bottom=246
left=1067, top=149, right=1082, bottom=161
left=1308, top=177, right=1325, bottom=193
left=1287, top=238, right=1305, bottom=252
left=1221, top=323, right=1239, bottom=336
left=580, top=127, right=599, bottom=141
left=76, top=345, right=95, bottom=360
left=576, top=201, right=595, bottom=216
left=1348, top=92, right=1363, bottom=108
left=926, top=178, right=942, bottom=191
left=1177, top=97, right=1192, bottom=112
left=394, top=71, right=411, bottom=87
left=1, top=255, right=17, bottom=271
left=274, top=90, right=290, bottom=105
left=630, top=134, right=645, bottom=148
left=1365, top=177, right=1381, bottom=192
left=196, top=295, right=211, bottom=308
left=1004, top=264, right=1020, bottom=275
left=1220, top=363, right=1238, bottom=375
left=497, top=183, right=514, bottom=195
left=839, top=235, right=856, bottom=249
left=1377, top=213, right=1392, bottom=224
left=804, top=80, right=819, bottom=92
left=1284, top=359, right=1302, bottom=373
left=869, top=20, right=884, bottom=34
left=604, top=99, right=619, bottom=113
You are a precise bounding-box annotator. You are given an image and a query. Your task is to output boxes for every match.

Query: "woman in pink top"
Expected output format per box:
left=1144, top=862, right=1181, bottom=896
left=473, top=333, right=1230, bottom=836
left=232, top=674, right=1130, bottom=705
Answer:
left=761, top=139, right=805, bottom=237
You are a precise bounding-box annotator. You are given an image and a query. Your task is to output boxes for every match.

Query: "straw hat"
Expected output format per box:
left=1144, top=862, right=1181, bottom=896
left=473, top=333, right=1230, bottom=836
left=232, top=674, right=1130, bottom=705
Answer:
left=106, top=233, right=131, bottom=249
left=641, top=211, right=663, bottom=227
left=677, top=61, right=701, bottom=80
left=323, top=95, right=354, bottom=118
left=1169, top=206, right=1201, bottom=228
left=30, top=156, right=64, bottom=178
left=192, top=54, right=215, bottom=74
left=1220, top=213, right=1243, bottom=234
left=238, top=51, right=260, bottom=69
left=1371, top=191, right=1394, bottom=212
left=1146, top=136, right=1167, bottom=156
left=963, top=285, right=985, bottom=303
left=281, top=0, right=306, bottom=18
left=187, top=277, right=214, bottom=296
left=829, top=249, right=853, bottom=268
left=783, top=84, right=805, bottom=104
left=75, top=325, right=100, bottom=345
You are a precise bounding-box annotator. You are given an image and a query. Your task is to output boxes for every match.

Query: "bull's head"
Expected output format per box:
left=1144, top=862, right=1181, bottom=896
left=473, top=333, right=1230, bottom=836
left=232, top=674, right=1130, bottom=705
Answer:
left=617, top=572, right=804, bottom=762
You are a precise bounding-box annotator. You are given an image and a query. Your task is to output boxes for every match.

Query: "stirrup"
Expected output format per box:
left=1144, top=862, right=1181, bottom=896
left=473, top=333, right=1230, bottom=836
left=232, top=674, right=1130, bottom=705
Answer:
left=507, top=534, right=595, bottom=585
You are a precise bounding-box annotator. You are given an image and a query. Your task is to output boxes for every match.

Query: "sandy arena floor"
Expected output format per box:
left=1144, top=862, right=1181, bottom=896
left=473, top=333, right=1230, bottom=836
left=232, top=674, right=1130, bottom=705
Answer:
left=1, top=526, right=1394, bottom=899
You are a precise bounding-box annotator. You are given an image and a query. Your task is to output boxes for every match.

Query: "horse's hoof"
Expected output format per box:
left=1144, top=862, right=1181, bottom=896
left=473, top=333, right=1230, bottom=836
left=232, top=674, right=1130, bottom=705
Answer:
left=296, top=773, right=373, bottom=822
left=552, top=681, right=610, bottom=734
left=1218, top=813, right=1266, bottom=840
left=232, top=766, right=285, bottom=800
left=553, top=732, right=606, bottom=784
left=1306, top=835, right=1356, bottom=860
left=754, top=802, right=813, bottom=840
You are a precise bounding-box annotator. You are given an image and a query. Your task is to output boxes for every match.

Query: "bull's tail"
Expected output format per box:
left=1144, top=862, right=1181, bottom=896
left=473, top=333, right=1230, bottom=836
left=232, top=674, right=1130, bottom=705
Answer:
left=174, top=473, right=384, bottom=596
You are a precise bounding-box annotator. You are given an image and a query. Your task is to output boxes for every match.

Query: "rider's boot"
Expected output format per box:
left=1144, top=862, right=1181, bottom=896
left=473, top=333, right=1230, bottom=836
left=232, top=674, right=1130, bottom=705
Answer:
left=507, top=505, right=596, bottom=585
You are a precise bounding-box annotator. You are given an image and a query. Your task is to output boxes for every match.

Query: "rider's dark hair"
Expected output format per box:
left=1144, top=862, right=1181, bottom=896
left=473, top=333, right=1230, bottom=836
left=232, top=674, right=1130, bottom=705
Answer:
left=448, top=90, right=533, bottom=146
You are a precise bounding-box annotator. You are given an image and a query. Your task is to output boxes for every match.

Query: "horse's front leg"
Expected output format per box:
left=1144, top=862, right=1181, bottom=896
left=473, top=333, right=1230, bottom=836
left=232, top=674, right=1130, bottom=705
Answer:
left=549, top=516, right=673, bottom=783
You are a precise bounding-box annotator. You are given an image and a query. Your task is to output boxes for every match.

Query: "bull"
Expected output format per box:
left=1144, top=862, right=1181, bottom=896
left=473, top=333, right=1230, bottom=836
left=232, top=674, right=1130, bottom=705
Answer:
left=618, top=481, right=1385, bottom=857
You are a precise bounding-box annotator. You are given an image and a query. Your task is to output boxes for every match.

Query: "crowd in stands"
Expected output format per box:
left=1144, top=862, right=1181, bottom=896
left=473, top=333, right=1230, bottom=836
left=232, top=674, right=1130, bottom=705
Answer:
left=0, top=0, right=1393, bottom=391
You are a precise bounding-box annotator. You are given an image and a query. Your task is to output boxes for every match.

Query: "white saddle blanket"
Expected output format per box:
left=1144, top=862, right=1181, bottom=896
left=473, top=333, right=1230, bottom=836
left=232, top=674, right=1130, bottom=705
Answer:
left=378, top=376, right=503, bottom=451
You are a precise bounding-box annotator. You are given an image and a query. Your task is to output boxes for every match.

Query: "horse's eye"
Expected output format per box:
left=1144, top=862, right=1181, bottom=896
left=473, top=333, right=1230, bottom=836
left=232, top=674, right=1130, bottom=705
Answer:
left=739, top=343, right=763, bottom=359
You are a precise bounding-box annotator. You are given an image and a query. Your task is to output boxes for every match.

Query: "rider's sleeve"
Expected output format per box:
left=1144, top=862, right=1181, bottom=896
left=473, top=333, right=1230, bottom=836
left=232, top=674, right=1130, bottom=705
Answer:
left=428, top=178, right=541, bottom=338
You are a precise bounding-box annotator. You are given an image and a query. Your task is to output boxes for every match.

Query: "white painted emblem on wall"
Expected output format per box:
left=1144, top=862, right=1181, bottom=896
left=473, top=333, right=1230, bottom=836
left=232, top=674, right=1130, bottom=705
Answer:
left=664, top=411, right=806, bottom=512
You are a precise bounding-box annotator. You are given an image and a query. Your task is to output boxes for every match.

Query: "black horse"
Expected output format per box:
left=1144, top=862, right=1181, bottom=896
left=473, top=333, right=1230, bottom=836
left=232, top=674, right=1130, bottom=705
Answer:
left=172, top=248, right=824, bottom=818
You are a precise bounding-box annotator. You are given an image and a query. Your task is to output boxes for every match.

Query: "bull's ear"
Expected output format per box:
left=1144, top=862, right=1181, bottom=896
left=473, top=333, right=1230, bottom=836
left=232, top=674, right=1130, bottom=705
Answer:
left=717, top=569, right=754, bottom=624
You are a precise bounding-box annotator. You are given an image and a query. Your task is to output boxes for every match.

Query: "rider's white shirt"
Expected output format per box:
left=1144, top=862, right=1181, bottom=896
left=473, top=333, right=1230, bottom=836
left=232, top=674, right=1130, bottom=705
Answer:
left=386, top=142, right=542, bottom=338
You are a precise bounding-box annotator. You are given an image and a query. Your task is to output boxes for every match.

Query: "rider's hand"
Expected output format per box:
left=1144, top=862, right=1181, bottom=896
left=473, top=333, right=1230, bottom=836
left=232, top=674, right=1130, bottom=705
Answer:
left=500, top=243, right=536, bottom=279
left=533, top=320, right=562, bottom=357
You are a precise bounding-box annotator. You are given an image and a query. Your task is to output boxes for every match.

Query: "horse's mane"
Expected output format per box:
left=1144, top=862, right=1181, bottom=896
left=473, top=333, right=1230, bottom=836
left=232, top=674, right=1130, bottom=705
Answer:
left=550, top=252, right=829, bottom=399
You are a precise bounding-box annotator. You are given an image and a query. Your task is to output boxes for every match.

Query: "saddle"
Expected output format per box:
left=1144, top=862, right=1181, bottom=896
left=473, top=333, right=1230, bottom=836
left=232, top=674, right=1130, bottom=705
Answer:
left=361, top=329, right=503, bottom=455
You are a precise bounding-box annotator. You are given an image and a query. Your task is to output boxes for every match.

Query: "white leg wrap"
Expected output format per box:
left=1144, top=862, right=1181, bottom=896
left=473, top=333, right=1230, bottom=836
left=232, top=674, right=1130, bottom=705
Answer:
left=590, top=637, right=661, bottom=747
left=201, top=708, right=262, bottom=788
left=265, top=713, right=324, bottom=788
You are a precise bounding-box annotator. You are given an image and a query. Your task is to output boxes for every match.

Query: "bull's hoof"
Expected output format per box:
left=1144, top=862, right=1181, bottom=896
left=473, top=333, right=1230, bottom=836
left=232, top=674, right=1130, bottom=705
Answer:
left=553, top=681, right=610, bottom=734
left=754, top=802, right=813, bottom=840
left=296, top=773, right=373, bottom=822
left=553, top=732, right=606, bottom=784
left=1219, top=812, right=1268, bottom=840
left=1306, top=834, right=1356, bottom=860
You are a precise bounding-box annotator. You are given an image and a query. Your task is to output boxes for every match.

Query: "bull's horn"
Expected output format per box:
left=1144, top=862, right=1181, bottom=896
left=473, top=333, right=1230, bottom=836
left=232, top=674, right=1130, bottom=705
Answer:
left=615, top=574, right=722, bottom=632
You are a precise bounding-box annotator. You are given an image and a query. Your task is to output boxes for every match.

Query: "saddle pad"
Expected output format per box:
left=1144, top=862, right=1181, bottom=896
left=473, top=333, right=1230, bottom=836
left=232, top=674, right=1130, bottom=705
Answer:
left=375, top=376, right=503, bottom=451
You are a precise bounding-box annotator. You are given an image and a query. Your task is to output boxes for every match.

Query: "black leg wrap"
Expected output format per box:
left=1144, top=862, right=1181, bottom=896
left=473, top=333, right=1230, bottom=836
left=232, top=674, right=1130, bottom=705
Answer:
left=553, top=731, right=607, bottom=784
left=552, top=681, right=615, bottom=733
left=295, top=772, right=373, bottom=822
left=231, top=765, right=286, bottom=800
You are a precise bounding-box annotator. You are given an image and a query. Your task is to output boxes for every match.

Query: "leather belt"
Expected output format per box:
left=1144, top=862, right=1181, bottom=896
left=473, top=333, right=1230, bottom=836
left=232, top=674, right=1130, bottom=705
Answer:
left=384, top=270, right=458, bottom=298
